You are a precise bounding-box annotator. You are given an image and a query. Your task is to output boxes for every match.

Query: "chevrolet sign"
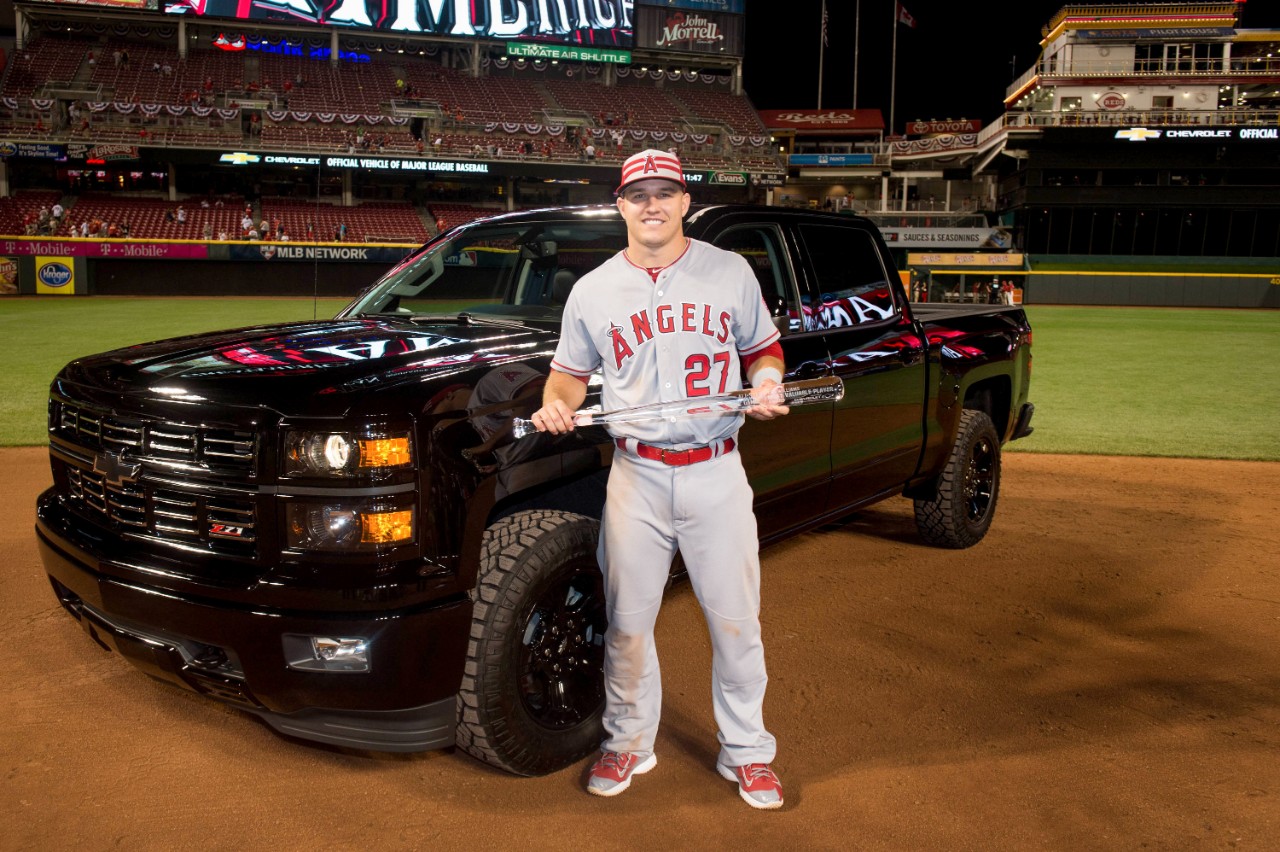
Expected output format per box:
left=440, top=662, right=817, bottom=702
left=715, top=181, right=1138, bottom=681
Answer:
left=1114, top=127, right=1162, bottom=141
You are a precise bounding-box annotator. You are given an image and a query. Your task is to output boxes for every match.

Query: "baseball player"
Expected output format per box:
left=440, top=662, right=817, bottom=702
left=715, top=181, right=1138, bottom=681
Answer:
left=529, top=149, right=789, bottom=809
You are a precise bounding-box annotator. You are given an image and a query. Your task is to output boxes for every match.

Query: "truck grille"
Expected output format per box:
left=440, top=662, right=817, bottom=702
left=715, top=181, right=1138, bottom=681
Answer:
left=67, top=466, right=258, bottom=557
left=55, top=401, right=256, bottom=473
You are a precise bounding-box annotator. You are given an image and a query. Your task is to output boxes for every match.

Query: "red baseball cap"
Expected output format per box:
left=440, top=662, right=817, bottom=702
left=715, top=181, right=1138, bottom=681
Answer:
left=616, top=149, right=687, bottom=195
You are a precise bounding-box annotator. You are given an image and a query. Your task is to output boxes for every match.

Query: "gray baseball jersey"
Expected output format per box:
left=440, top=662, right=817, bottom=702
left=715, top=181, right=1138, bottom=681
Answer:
left=552, top=236, right=781, bottom=769
left=552, top=238, right=779, bottom=447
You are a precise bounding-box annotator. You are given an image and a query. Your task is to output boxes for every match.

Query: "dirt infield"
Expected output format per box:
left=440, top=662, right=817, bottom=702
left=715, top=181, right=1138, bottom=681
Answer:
left=4, top=446, right=1278, bottom=850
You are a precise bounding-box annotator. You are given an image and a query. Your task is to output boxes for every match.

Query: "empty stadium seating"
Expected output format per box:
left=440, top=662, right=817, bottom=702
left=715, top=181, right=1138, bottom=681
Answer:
left=259, top=197, right=430, bottom=243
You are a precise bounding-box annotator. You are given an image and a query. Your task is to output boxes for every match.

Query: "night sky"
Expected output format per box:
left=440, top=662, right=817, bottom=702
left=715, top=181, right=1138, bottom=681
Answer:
left=740, top=0, right=1280, bottom=133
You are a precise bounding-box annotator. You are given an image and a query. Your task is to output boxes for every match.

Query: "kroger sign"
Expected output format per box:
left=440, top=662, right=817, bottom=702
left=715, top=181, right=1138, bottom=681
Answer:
left=37, top=262, right=72, bottom=288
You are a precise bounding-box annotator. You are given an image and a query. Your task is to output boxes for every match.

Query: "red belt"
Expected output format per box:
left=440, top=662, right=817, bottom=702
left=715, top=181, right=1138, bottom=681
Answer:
left=615, top=437, right=735, bottom=466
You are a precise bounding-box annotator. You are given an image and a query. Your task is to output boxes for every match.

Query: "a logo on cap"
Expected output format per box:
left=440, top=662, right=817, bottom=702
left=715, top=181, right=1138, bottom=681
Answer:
left=643, top=155, right=659, bottom=175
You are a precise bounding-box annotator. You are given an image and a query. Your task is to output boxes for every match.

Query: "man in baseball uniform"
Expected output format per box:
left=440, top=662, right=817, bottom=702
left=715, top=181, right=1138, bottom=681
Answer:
left=530, top=150, right=789, bottom=809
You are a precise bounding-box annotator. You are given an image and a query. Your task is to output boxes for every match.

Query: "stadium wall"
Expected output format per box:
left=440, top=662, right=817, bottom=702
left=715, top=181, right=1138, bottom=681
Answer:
left=89, top=259, right=390, bottom=298
left=1025, top=256, right=1280, bottom=308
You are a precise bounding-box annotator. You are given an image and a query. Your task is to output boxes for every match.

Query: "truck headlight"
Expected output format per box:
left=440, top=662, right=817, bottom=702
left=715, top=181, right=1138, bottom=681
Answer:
left=286, top=501, right=415, bottom=552
left=284, top=430, right=412, bottom=477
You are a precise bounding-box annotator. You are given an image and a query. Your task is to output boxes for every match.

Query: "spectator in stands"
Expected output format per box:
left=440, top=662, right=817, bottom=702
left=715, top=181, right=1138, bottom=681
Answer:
left=152, top=60, right=162, bottom=73
left=51, top=202, right=64, bottom=222
left=98, top=221, right=109, bottom=238
left=278, top=225, right=289, bottom=241
left=176, top=206, right=187, bottom=224
left=79, top=220, right=89, bottom=238
left=435, top=215, right=447, bottom=234
left=305, top=221, right=316, bottom=241
left=248, top=228, right=260, bottom=241
left=87, top=50, right=95, bottom=70
left=240, top=213, right=253, bottom=236
left=108, top=222, right=121, bottom=238
left=203, top=222, right=213, bottom=240
left=113, top=49, right=122, bottom=68
left=164, top=209, right=175, bottom=224
left=585, top=142, right=596, bottom=161
left=335, top=222, right=348, bottom=242
left=218, top=229, right=228, bottom=241
left=259, top=218, right=269, bottom=236
left=120, top=48, right=130, bottom=68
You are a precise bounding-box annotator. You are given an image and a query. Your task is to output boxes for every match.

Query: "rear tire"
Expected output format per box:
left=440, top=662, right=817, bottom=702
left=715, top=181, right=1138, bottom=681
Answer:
left=456, top=510, right=606, bottom=776
left=913, top=409, right=1001, bottom=549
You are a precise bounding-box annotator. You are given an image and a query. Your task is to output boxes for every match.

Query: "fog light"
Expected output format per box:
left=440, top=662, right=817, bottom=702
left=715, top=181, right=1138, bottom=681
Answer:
left=283, top=634, right=371, bottom=673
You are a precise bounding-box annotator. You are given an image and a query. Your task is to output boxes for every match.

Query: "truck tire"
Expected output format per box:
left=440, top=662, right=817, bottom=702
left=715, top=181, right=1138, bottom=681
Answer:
left=456, top=510, right=606, bottom=776
left=913, top=409, right=1001, bottom=549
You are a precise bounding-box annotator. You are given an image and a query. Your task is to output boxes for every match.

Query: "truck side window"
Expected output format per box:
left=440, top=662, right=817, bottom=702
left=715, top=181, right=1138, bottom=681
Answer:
left=713, top=224, right=804, bottom=334
left=798, top=224, right=899, bottom=329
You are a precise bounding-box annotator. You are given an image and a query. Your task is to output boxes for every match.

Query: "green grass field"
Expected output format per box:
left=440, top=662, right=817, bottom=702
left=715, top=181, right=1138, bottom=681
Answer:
left=1, top=298, right=1277, bottom=460
left=1012, top=306, right=1279, bottom=460
left=0, top=297, right=349, bottom=449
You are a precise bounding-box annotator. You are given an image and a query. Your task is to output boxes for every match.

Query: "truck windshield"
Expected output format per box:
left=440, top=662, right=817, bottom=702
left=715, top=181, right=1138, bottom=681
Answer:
left=343, top=214, right=626, bottom=322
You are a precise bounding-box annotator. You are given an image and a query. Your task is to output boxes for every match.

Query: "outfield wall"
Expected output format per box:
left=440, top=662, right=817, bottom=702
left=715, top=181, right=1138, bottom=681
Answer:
left=3, top=238, right=413, bottom=298
left=1025, top=255, right=1280, bottom=308
left=1024, top=272, right=1280, bottom=308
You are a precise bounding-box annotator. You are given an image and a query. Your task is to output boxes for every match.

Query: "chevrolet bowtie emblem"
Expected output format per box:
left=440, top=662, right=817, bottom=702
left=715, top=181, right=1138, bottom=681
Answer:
left=1115, top=127, right=1162, bottom=141
left=94, top=452, right=142, bottom=487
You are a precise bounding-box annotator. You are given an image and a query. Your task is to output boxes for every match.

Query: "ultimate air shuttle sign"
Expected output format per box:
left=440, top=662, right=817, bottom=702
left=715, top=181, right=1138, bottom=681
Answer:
left=163, top=0, right=634, bottom=44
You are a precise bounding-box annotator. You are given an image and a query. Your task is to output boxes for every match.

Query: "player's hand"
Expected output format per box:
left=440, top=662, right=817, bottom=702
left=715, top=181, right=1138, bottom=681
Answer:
left=529, top=398, right=579, bottom=434
left=745, top=380, right=790, bottom=421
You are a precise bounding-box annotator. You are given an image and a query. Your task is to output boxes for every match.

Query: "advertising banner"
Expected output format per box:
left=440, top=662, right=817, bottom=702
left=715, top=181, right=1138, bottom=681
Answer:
left=0, top=239, right=210, bottom=259
left=507, top=42, right=631, bottom=64
left=638, top=0, right=744, bottom=12
left=0, top=142, right=67, bottom=160
left=635, top=6, right=743, bottom=55
left=760, top=110, right=884, bottom=133
left=708, top=170, right=747, bottom=186
left=226, top=244, right=413, bottom=263
left=66, top=143, right=142, bottom=162
left=789, top=153, right=876, bottom=166
left=35, top=256, right=75, bottom=295
left=907, top=251, right=1025, bottom=266
left=905, top=119, right=982, bottom=136
left=0, top=257, right=18, bottom=295
left=750, top=172, right=786, bottom=187
left=886, top=229, right=1015, bottom=250
left=322, top=154, right=492, bottom=175
left=1111, top=126, right=1280, bottom=143
left=162, top=0, right=633, bottom=47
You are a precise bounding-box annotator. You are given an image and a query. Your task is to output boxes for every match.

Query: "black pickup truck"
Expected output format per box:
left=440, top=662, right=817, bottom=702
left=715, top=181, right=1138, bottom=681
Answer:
left=35, top=204, right=1033, bottom=775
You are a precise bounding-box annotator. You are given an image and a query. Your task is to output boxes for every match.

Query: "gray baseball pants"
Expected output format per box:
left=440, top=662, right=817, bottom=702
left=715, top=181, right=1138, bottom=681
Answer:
left=596, top=446, right=777, bottom=768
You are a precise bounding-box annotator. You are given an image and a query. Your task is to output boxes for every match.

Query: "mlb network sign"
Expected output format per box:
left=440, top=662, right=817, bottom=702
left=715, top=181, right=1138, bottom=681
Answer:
left=1114, top=126, right=1280, bottom=142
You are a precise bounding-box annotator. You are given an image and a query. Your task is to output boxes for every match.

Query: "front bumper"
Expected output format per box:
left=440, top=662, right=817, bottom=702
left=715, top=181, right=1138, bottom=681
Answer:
left=36, top=488, right=471, bottom=752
